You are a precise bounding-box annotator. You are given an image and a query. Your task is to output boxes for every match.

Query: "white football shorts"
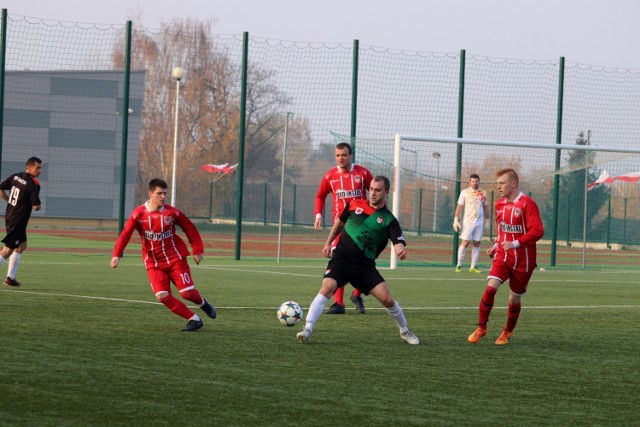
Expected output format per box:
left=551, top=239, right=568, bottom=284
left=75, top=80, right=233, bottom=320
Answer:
left=460, top=221, right=484, bottom=242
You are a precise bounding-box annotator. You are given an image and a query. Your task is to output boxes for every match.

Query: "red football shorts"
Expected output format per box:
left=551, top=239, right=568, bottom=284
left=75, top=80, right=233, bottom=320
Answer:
left=488, top=259, right=534, bottom=295
left=147, top=259, right=195, bottom=295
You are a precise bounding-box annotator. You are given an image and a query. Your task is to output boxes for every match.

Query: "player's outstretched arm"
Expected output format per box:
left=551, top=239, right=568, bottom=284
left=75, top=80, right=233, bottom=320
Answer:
left=110, top=256, right=120, bottom=268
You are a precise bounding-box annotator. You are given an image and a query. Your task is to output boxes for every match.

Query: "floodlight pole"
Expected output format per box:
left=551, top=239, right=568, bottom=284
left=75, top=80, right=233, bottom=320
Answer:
left=277, top=112, right=292, bottom=263
left=171, top=66, right=184, bottom=206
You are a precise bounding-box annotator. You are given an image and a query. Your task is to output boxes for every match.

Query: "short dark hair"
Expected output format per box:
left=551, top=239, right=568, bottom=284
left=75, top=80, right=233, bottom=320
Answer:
left=335, top=142, right=353, bottom=155
left=470, top=173, right=480, bottom=180
left=373, top=175, right=390, bottom=191
left=26, top=157, right=42, bottom=167
left=149, top=178, right=168, bottom=191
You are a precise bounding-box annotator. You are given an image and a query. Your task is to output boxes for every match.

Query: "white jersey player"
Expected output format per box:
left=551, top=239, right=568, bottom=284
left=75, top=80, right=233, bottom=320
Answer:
left=453, top=174, right=487, bottom=273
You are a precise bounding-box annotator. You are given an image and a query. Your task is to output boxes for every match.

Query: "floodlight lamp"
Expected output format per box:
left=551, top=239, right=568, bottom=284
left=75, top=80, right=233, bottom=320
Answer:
left=172, top=67, right=185, bottom=81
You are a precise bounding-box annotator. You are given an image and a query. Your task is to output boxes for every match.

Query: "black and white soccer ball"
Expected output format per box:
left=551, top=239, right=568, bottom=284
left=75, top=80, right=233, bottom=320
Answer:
left=277, top=301, right=304, bottom=327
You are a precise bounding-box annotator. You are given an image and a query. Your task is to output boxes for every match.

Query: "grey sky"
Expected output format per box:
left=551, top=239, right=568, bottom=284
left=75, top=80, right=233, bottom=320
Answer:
left=3, top=0, right=640, bottom=69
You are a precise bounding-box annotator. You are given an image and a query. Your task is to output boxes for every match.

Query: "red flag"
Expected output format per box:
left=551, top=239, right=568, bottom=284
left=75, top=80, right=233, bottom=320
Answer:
left=614, top=172, right=640, bottom=183
left=587, top=170, right=613, bottom=190
left=201, top=163, right=238, bottom=174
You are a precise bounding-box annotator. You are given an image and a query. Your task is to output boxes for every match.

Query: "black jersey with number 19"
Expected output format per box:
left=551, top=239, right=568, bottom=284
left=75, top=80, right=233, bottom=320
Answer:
left=0, top=172, right=41, bottom=227
left=334, top=199, right=405, bottom=261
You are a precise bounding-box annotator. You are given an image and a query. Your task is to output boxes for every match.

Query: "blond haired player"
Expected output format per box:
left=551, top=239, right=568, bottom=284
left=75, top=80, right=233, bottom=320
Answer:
left=467, top=168, right=544, bottom=345
left=453, top=174, right=487, bottom=273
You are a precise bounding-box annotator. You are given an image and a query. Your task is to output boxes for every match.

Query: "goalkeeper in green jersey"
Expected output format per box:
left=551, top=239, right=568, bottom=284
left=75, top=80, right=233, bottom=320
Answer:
left=296, top=176, right=419, bottom=345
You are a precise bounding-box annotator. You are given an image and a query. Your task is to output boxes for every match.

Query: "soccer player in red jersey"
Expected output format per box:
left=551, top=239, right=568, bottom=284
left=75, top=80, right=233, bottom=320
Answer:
left=0, top=157, right=43, bottom=287
left=314, top=142, right=374, bottom=314
left=467, top=168, right=544, bottom=345
left=111, top=179, right=217, bottom=332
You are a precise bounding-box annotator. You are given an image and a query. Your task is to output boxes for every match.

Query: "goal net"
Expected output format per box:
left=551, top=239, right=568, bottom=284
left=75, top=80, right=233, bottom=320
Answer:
left=332, top=132, right=640, bottom=269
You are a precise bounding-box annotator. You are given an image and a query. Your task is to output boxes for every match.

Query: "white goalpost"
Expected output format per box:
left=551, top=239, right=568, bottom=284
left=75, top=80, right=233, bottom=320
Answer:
left=388, top=133, right=640, bottom=269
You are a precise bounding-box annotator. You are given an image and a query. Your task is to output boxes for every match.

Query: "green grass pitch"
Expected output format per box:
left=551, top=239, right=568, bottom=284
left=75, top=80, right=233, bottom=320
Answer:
left=1, top=254, right=638, bottom=426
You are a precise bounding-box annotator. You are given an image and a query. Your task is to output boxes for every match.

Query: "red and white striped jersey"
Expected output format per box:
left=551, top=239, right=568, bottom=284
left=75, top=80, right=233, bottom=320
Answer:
left=314, top=164, right=374, bottom=223
left=494, top=192, right=544, bottom=272
left=113, top=202, right=204, bottom=269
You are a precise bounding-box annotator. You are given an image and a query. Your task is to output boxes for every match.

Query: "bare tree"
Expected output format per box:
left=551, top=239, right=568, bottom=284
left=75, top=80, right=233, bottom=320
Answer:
left=112, top=18, right=312, bottom=217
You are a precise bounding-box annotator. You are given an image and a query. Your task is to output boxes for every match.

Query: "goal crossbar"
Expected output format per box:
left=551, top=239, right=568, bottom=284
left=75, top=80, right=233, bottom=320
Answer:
left=389, top=134, right=640, bottom=269
left=397, top=135, right=640, bottom=154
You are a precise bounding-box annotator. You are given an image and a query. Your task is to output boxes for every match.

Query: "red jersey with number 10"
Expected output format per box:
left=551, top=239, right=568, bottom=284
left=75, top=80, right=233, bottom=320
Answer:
left=314, top=164, right=374, bottom=223
left=494, top=192, right=544, bottom=272
left=113, top=202, right=204, bottom=269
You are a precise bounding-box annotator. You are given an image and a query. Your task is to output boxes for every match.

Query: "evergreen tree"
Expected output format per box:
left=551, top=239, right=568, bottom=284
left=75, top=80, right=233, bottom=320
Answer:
left=549, top=131, right=610, bottom=242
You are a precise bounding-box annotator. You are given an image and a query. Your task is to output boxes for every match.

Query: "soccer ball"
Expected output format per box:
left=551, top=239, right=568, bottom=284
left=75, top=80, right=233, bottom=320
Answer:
left=277, top=301, right=304, bottom=327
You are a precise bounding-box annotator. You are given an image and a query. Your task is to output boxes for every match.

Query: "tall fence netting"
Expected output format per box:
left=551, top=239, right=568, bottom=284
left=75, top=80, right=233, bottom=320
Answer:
left=2, top=13, right=640, bottom=267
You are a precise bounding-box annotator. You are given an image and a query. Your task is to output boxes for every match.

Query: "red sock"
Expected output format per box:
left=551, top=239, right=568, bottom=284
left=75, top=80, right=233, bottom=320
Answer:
left=505, top=302, right=521, bottom=332
left=180, top=288, right=204, bottom=306
left=352, top=288, right=362, bottom=297
left=334, top=286, right=345, bottom=306
left=478, top=286, right=498, bottom=327
left=161, top=294, right=195, bottom=320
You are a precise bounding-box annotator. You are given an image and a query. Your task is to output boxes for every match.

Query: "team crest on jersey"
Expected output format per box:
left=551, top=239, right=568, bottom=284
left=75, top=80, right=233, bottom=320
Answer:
left=164, top=216, right=174, bottom=226
left=513, top=208, right=522, bottom=218
left=355, top=207, right=364, bottom=215
left=354, top=175, right=361, bottom=183
left=376, top=216, right=383, bottom=224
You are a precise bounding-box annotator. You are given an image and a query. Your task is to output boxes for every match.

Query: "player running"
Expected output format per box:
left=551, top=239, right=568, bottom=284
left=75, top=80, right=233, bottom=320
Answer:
left=467, top=168, right=544, bottom=345
left=111, top=178, right=217, bottom=332
left=314, top=142, right=373, bottom=314
left=298, top=176, right=419, bottom=345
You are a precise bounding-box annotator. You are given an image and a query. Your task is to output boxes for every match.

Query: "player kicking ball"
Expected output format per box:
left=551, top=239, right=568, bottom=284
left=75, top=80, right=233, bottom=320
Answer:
left=111, top=179, right=217, bottom=332
left=297, top=176, right=419, bottom=345
left=467, top=168, right=544, bottom=345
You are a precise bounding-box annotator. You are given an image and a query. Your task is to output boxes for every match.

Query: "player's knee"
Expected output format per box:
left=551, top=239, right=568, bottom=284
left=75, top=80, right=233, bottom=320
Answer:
left=378, top=297, right=393, bottom=308
left=0, top=247, right=13, bottom=259
left=487, top=278, right=501, bottom=289
left=320, top=279, right=337, bottom=298
left=156, top=291, right=170, bottom=302
left=509, top=292, right=523, bottom=305
left=371, top=285, right=394, bottom=307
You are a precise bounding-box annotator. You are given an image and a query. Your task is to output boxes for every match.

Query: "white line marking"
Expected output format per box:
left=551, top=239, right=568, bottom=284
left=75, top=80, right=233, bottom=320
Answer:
left=199, top=265, right=318, bottom=278
left=1, top=289, right=161, bottom=305
left=2, top=289, right=638, bottom=311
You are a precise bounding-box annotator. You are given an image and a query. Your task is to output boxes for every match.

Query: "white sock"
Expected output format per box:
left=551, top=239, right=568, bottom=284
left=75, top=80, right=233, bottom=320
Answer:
left=386, top=301, right=408, bottom=334
left=471, top=247, right=480, bottom=268
left=304, top=293, right=329, bottom=332
left=457, top=246, right=467, bottom=266
left=189, top=314, right=201, bottom=321
left=8, top=252, right=21, bottom=279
